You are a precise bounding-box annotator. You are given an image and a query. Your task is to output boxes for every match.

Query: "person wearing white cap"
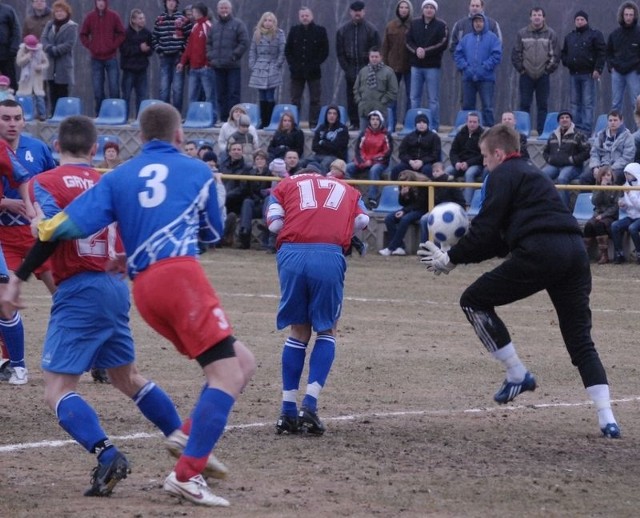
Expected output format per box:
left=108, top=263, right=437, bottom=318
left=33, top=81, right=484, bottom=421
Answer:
left=406, top=0, right=448, bottom=131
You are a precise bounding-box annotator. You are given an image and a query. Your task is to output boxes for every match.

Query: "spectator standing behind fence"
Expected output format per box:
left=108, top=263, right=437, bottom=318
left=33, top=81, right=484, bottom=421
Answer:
left=285, top=7, right=328, bottom=130
left=16, top=35, right=49, bottom=122
left=541, top=110, right=591, bottom=207
left=0, top=2, right=20, bottom=92
left=120, top=9, right=152, bottom=122
left=607, top=2, right=640, bottom=114
left=353, top=47, right=398, bottom=132
left=453, top=13, right=501, bottom=127
left=80, top=0, right=126, bottom=116
left=207, top=0, right=249, bottom=124
left=511, top=7, right=560, bottom=136
left=406, top=0, right=448, bottom=132
left=381, top=0, right=413, bottom=133
left=336, top=1, right=380, bottom=132
left=391, top=111, right=441, bottom=180
left=41, top=0, right=77, bottom=117
left=583, top=166, right=619, bottom=265
left=560, top=11, right=606, bottom=136
left=23, top=0, right=52, bottom=39
left=177, top=3, right=215, bottom=113
left=152, top=0, right=191, bottom=114
left=248, top=12, right=285, bottom=129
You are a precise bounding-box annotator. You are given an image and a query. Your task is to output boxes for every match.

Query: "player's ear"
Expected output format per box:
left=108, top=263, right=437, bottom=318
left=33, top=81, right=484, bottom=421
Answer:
left=90, top=142, right=97, bottom=158
left=174, top=127, right=184, bottom=149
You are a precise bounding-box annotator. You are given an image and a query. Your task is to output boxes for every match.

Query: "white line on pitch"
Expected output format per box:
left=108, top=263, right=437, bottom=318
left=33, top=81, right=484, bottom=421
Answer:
left=2, top=396, right=638, bottom=454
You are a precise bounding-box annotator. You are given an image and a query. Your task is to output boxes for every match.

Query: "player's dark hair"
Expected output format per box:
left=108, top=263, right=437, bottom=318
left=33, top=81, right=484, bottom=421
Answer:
left=0, top=99, right=21, bottom=110
left=140, top=102, right=181, bottom=143
left=58, top=115, right=97, bottom=156
left=479, top=124, right=519, bottom=154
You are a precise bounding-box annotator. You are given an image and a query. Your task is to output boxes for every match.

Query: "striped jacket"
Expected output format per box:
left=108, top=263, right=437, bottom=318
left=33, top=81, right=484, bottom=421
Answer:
left=152, top=10, right=191, bottom=56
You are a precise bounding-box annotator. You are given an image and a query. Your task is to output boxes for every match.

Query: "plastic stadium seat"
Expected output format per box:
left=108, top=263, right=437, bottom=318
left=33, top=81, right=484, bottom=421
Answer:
left=514, top=111, right=531, bottom=137
left=49, top=97, right=82, bottom=123
left=93, top=135, right=121, bottom=165
left=264, top=104, right=299, bottom=131
left=194, top=139, right=216, bottom=151
left=592, top=114, right=607, bottom=137
left=397, top=108, right=432, bottom=136
left=183, top=101, right=215, bottom=128
left=16, top=95, right=34, bottom=122
left=467, top=189, right=483, bottom=218
left=130, top=98, right=162, bottom=127
left=537, top=112, right=559, bottom=140
left=94, top=98, right=127, bottom=125
left=448, top=110, right=484, bottom=137
left=372, top=185, right=402, bottom=213
left=240, top=103, right=260, bottom=127
left=313, top=105, right=348, bottom=131
left=572, top=193, right=594, bottom=223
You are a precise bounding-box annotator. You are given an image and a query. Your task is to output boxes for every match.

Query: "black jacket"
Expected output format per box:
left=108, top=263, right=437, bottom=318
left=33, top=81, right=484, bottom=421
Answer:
left=543, top=124, right=591, bottom=167
left=120, top=26, right=153, bottom=72
left=0, top=4, right=20, bottom=60
left=311, top=105, right=349, bottom=159
left=607, top=3, right=640, bottom=74
left=449, top=125, right=484, bottom=168
left=285, top=22, right=329, bottom=80
left=406, top=16, right=448, bottom=68
left=398, top=130, right=441, bottom=165
left=336, top=20, right=380, bottom=80
left=561, top=25, right=606, bottom=75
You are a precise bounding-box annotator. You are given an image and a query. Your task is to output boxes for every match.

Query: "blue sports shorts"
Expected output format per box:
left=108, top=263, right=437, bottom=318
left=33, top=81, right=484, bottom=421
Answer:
left=41, top=272, right=135, bottom=374
left=276, top=243, right=346, bottom=332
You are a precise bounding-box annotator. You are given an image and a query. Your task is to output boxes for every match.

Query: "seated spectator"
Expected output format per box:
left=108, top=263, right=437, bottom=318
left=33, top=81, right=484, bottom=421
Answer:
left=267, top=111, right=304, bottom=160
left=379, top=169, right=428, bottom=256
left=445, top=111, right=485, bottom=206
left=501, top=110, right=530, bottom=159
left=541, top=110, right=590, bottom=207
left=303, top=104, right=349, bottom=173
left=346, top=110, right=393, bottom=209
left=236, top=149, right=273, bottom=250
left=0, top=75, right=15, bottom=101
left=220, top=142, right=251, bottom=238
left=183, top=139, right=199, bottom=157
left=283, top=149, right=302, bottom=176
left=390, top=112, right=440, bottom=180
left=95, top=141, right=123, bottom=170
left=197, top=142, right=214, bottom=160
left=218, top=103, right=259, bottom=155
left=418, top=162, right=466, bottom=244
left=611, top=162, right=640, bottom=264
left=228, top=114, right=258, bottom=164
left=198, top=150, right=225, bottom=254
left=580, top=110, right=634, bottom=186
left=583, top=166, right=619, bottom=264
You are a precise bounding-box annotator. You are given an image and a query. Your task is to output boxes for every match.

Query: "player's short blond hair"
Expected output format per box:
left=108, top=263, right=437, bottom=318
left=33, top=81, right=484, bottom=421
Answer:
left=140, top=102, right=182, bottom=143
left=479, top=124, right=520, bottom=154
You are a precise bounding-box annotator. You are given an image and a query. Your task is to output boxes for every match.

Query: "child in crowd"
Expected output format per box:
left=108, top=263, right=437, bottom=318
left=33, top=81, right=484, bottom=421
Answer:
left=611, top=162, right=640, bottom=264
left=0, top=75, right=15, bottom=101
left=583, top=166, right=619, bottom=264
left=227, top=114, right=258, bottom=164
left=16, top=35, right=49, bottom=121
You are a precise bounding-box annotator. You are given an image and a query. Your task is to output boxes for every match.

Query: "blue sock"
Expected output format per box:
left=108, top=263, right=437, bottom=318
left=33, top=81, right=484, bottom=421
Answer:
left=56, top=392, right=110, bottom=454
left=184, top=388, right=234, bottom=458
left=281, top=337, right=307, bottom=416
left=302, top=334, right=336, bottom=412
left=0, top=312, right=24, bottom=368
left=133, top=381, right=182, bottom=437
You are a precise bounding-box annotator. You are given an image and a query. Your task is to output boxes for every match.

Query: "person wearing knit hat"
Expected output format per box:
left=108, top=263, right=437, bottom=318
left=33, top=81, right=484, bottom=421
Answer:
left=560, top=9, right=605, bottom=135
left=269, top=158, right=288, bottom=178
left=390, top=109, right=441, bottom=180
left=406, top=0, right=447, bottom=131
left=556, top=110, right=572, bottom=122
left=414, top=112, right=429, bottom=125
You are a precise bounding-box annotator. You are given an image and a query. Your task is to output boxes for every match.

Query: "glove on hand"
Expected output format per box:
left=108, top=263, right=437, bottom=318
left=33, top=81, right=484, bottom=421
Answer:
left=417, top=241, right=456, bottom=275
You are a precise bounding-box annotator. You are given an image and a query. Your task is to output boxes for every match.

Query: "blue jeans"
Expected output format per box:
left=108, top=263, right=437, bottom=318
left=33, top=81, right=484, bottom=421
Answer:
left=410, top=67, right=440, bottom=130
left=346, top=162, right=387, bottom=201
left=542, top=164, right=582, bottom=206
left=121, top=69, right=148, bottom=120
left=419, top=213, right=431, bottom=243
left=462, top=80, right=495, bottom=127
left=570, top=73, right=595, bottom=134
left=518, top=73, right=550, bottom=135
left=188, top=67, right=217, bottom=113
left=463, top=165, right=483, bottom=205
left=391, top=161, right=434, bottom=180
left=611, top=69, right=640, bottom=113
left=258, top=88, right=276, bottom=102
left=90, top=58, right=119, bottom=116
left=159, top=54, right=185, bottom=113
left=611, top=216, right=640, bottom=254
left=33, top=94, right=46, bottom=119
left=215, top=67, right=241, bottom=123
left=388, top=71, right=411, bottom=132
left=385, top=209, right=424, bottom=251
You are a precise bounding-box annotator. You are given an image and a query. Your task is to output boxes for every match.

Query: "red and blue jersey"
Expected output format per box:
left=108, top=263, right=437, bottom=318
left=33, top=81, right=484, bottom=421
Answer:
left=270, top=173, right=365, bottom=251
left=41, top=140, right=223, bottom=279
left=30, top=163, right=117, bottom=285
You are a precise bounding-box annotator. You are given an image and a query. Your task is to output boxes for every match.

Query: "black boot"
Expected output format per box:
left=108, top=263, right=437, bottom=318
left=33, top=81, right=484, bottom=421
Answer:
left=238, top=231, right=251, bottom=249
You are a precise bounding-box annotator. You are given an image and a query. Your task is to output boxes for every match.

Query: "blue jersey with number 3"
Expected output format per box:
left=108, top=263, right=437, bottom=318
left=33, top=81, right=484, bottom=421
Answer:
left=62, top=140, right=223, bottom=279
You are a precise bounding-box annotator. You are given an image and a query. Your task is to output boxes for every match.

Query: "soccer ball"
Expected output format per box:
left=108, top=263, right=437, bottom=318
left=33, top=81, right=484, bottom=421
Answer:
left=427, top=202, right=469, bottom=249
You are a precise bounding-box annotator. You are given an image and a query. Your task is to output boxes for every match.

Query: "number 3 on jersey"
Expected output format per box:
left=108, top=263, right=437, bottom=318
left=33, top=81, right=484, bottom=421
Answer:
left=138, top=163, right=168, bottom=208
left=297, top=178, right=345, bottom=211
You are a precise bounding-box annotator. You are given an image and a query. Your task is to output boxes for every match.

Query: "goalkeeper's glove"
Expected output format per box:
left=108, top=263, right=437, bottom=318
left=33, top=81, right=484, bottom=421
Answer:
left=417, top=241, right=456, bottom=276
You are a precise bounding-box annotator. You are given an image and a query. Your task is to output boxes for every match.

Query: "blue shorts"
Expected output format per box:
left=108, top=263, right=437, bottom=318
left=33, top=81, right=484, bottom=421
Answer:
left=41, top=272, right=135, bottom=375
left=276, top=243, right=346, bottom=332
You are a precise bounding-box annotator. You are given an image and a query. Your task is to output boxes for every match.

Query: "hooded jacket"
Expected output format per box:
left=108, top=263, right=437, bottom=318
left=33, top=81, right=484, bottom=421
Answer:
left=80, top=0, right=126, bottom=60
left=312, top=105, right=349, bottom=160
left=354, top=112, right=393, bottom=166
left=606, top=2, right=640, bottom=74
left=589, top=125, right=635, bottom=171
left=180, top=15, right=211, bottom=69
left=381, top=0, right=413, bottom=74
left=454, top=14, right=502, bottom=83
left=620, top=164, right=640, bottom=219
left=511, top=20, right=560, bottom=79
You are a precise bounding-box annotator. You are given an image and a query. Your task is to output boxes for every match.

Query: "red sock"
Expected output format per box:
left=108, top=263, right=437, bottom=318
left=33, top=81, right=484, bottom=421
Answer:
left=180, top=417, right=192, bottom=435
left=175, top=454, right=208, bottom=482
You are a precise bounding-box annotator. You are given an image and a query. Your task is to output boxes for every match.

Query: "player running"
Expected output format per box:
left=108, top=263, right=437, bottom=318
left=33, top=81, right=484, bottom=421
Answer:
left=8, top=104, right=255, bottom=507
left=267, top=168, right=369, bottom=435
left=419, top=124, right=620, bottom=439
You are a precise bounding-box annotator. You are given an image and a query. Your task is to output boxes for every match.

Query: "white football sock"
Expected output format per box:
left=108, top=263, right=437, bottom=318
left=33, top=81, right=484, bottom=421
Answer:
left=492, top=343, right=527, bottom=382
left=586, top=384, right=616, bottom=428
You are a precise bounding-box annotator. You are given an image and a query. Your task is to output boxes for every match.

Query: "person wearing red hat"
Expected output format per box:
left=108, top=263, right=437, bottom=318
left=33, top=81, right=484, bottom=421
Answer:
left=16, top=35, right=49, bottom=121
